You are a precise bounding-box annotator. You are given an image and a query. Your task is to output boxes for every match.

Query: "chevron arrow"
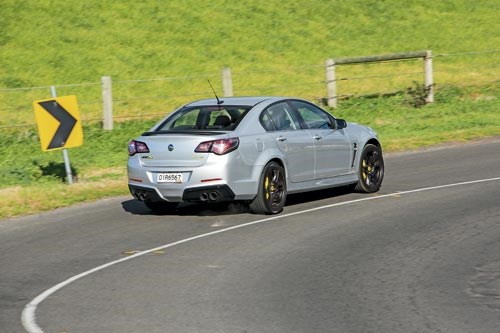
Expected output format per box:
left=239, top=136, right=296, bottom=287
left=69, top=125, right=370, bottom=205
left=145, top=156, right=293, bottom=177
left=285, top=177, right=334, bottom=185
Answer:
left=38, top=100, right=77, bottom=150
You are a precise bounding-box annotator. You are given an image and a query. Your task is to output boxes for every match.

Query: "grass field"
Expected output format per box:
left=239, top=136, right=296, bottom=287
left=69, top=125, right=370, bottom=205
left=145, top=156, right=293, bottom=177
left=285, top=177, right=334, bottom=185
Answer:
left=2, top=0, right=499, bottom=125
left=1, top=84, right=499, bottom=220
left=0, top=0, right=499, bottom=219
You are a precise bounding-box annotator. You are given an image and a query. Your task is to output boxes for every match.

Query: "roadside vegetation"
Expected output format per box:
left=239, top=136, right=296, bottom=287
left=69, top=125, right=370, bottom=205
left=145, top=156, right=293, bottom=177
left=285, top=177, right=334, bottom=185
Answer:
left=1, top=1, right=499, bottom=219
left=2, top=84, right=499, bottom=220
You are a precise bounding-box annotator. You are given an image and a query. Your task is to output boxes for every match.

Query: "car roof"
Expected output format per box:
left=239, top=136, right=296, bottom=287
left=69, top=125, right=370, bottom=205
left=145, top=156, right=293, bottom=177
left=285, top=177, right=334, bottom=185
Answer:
left=184, top=96, right=283, bottom=107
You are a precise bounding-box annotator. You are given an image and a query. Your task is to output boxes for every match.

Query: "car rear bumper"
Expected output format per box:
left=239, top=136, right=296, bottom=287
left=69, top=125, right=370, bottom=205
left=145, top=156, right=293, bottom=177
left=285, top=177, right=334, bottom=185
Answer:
left=127, top=154, right=261, bottom=203
left=129, top=184, right=236, bottom=203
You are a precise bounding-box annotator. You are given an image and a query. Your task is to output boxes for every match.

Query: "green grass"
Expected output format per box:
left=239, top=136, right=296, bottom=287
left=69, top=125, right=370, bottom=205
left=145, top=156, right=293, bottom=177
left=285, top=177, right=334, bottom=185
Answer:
left=1, top=85, right=499, bottom=220
left=2, top=0, right=499, bottom=86
left=0, top=0, right=499, bottom=219
left=0, top=120, right=155, bottom=187
left=1, top=0, right=499, bottom=125
left=336, top=85, right=500, bottom=151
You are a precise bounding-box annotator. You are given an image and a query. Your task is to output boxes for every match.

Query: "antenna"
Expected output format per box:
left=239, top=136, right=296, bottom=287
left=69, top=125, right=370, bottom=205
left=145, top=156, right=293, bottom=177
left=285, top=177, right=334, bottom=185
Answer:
left=208, top=79, right=223, bottom=105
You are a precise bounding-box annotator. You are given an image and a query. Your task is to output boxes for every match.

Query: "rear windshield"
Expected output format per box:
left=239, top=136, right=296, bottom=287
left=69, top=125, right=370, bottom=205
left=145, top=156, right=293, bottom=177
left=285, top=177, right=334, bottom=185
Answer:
left=155, top=105, right=251, bottom=132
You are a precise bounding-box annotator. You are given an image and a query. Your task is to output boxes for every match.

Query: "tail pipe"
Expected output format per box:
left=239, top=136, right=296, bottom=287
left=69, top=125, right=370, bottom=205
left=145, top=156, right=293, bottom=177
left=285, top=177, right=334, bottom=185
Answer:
left=209, top=191, right=219, bottom=201
left=199, top=191, right=220, bottom=201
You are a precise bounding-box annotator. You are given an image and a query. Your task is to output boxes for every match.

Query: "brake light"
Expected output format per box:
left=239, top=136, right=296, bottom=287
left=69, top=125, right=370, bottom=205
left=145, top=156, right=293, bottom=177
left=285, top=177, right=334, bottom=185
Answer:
left=128, top=140, right=150, bottom=156
left=195, top=138, right=239, bottom=155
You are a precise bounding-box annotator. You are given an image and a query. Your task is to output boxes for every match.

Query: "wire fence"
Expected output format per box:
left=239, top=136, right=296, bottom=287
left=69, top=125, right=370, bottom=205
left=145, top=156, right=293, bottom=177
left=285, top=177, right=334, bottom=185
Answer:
left=0, top=49, right=498, bottom=130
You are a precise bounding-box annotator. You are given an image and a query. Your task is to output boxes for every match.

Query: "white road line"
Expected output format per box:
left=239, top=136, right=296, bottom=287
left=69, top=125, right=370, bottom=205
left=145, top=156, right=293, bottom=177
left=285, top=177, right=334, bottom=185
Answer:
left=21, top=176, right=500, bottom=333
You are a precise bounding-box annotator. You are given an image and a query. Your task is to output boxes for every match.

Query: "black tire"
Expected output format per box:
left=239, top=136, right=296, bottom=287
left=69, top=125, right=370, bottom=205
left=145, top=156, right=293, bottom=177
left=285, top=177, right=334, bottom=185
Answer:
left=144, top=200, right=178, bottom=214
left=249, top=162, right=287, bottom=214
left=354, top=144, right=384, bottom=193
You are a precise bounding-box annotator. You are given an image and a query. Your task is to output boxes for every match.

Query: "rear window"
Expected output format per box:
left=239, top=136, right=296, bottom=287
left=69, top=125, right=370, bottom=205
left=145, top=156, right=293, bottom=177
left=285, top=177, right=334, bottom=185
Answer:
left=155, top=106, right=251, bottom=132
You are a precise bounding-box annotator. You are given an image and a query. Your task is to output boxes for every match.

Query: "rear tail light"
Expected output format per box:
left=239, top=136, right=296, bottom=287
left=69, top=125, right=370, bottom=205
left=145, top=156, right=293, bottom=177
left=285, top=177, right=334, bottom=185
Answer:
left=195, top=138, right=239, bottom=155
left=128, top=140, right=150, bottom=156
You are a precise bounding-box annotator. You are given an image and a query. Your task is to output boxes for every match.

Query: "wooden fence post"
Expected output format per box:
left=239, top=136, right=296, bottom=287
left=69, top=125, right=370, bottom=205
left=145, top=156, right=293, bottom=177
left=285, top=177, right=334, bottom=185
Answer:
left=222, top=67, right=233, bottom=97
left=325, top=59, right=337, bottom=108
left=424, top=50, right=434, bottom=103
left=101, top=76, right=113, bottom=130
left=328, top=50, right=433, bottom=106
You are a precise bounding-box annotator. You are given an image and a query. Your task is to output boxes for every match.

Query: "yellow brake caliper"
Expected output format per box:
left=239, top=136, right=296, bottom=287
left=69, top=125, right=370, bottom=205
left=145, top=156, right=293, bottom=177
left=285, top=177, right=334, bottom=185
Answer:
left=265, top=176, right=270, bottom=199
left=362, top=159, right=367, bottom=181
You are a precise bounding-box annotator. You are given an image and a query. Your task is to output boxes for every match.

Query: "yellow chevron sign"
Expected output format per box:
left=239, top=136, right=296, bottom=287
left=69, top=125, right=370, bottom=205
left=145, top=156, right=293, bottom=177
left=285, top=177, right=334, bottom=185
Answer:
left=33, top=95, right=83, bottom=151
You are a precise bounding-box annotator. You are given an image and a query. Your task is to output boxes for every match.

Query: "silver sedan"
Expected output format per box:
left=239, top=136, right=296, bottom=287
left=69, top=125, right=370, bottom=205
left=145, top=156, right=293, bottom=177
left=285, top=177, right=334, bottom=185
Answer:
left=127, top=96, right=384, bottom=214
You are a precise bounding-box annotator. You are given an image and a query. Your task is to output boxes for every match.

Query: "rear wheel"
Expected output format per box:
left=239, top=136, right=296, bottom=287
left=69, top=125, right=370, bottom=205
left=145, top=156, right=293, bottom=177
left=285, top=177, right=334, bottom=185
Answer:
left=144, top=200, right=178, bottom=214
left=249, top=162, right=287, bottom=214
left=355, top=144, right=384, bottom=193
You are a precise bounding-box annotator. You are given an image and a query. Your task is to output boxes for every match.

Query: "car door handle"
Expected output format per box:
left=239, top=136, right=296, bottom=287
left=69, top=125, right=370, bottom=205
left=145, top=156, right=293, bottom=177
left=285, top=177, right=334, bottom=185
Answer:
left=277, top=136, right=287, bottom=142
left=313, top=135, right=323, bottom=140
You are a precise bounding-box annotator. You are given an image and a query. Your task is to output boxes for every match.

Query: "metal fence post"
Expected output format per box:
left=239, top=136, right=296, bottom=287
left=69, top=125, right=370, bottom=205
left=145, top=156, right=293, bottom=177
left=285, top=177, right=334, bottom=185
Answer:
left=101, top=76, right=113, bottom=130
left=325, top=59, right=337, bottom=108
left=424, top=50, right=434, bottom=103
left=50, top=85, right=73, bottom=185
left=222, top=67, right=233, bottom=97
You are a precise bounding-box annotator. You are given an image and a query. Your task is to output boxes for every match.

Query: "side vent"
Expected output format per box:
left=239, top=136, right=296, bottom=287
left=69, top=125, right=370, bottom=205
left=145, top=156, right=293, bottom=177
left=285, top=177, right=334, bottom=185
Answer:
left=351, top=143, right=358, bottom=168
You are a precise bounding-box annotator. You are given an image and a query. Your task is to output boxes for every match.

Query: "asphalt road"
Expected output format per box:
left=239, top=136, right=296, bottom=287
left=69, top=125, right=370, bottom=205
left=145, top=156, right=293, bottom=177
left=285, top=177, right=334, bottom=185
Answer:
left=1, top=138, right=500, bottom=332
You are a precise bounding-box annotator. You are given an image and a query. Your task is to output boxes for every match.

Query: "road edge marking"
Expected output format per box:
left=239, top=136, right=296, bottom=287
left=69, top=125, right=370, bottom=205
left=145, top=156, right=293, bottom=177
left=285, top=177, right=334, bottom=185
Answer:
left=22, top=176, right=500, bottom=333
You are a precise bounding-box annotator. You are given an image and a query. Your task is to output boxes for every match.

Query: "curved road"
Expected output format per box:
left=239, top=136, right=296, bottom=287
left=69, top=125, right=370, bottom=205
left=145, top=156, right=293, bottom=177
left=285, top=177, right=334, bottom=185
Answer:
left=1, top=139, right=500, bottom=332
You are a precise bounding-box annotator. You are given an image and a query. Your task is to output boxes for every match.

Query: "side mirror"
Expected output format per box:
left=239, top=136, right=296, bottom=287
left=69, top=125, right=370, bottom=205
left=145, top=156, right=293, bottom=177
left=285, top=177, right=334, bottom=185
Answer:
left=335, top=119, right=347, bottom=129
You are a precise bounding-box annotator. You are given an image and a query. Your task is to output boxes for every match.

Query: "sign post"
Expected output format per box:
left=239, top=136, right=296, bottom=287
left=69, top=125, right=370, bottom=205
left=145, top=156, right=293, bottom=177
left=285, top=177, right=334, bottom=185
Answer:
left=51, top=87, right=73, bottom=184
left=33, top=87, right=83, bottom=184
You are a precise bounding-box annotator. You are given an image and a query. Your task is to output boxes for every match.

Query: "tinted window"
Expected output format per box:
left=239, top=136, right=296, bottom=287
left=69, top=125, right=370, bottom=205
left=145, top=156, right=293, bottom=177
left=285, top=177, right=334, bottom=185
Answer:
left=156, top=106, right=250, bottom=131
left=260, top=111, right=275, bottom=131
left=291, top=101, right=333, bottom=129
left=261, top=102, right=299, bottom=131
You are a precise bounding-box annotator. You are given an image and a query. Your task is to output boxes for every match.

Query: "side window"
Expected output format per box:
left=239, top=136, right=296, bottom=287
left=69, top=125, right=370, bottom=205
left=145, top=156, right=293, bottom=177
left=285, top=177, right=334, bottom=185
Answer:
left=260, top=111, right=275, bottom=131
left=291, top=101, right=333, bottom=129
left=261, top=102, right=299, bottom=131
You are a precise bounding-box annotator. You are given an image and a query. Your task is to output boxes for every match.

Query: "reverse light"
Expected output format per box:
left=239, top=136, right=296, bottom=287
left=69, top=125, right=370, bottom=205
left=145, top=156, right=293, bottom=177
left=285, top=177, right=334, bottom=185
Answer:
left=195, top=138, right=239, bottom=155
left=128, top=140, right=150, bottom=156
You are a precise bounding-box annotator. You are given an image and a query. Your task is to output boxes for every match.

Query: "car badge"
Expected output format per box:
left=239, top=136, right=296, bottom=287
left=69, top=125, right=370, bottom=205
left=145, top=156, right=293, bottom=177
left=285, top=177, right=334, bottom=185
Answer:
left=168, top=144, right=174, bottom=151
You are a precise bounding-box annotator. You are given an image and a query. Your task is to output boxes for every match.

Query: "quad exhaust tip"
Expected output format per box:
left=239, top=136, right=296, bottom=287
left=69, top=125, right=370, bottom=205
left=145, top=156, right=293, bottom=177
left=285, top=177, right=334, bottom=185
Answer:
left=200, top=193, right=209, bottom=201
left=132, top=190, right=148, bottom=201
left=209, top=191, right=219, bottom=201
left=199, top=191, right=220, bottom=202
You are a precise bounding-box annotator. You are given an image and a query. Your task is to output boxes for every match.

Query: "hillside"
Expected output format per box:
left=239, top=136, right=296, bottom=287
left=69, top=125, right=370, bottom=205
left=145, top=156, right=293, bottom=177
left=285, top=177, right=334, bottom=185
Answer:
left=0, top=0, right=499, bottom=219
left=1, top=0, right=498, bottom=85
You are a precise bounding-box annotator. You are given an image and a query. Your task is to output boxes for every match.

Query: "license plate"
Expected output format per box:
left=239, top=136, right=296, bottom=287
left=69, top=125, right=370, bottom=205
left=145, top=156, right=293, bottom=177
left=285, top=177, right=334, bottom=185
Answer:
left=157, top=173, right=183, bottom=183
